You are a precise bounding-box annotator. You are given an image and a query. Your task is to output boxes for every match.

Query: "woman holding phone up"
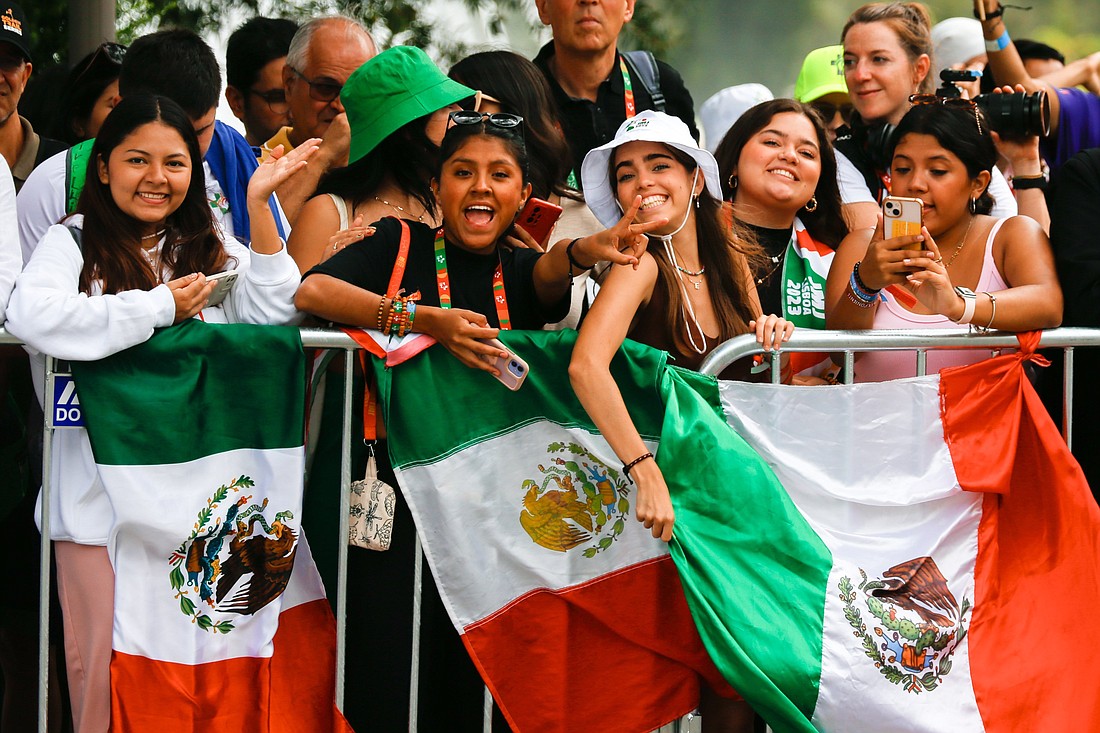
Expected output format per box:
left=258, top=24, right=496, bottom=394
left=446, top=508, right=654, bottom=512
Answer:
left=825, top=101, right=1061, bottom=382
left=5, top=94, right=310, bottom=733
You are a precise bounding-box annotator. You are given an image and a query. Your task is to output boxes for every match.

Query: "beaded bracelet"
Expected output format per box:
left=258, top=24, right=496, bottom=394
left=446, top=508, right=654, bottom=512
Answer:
left=622, top=451, right=654, bottom=483
left=375, top=296, right=388, bottom=332
left=852, top=261, right=881, bottom=297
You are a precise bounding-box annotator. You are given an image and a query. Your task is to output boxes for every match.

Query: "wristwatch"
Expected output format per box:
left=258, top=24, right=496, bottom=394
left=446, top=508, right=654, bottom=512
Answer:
left=953, top=286, right=977, bottom=324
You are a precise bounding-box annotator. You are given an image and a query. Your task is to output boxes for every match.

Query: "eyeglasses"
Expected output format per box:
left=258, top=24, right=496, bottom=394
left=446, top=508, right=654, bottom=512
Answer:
left=909, top=94, right=983, bottom=133
left=289, top=68, right=343, bottom=103
left=448, top=110, right=523, bottom=130
left=248, top=87, right=289, bottom=113
left=810, top=100, right=854, bottom=124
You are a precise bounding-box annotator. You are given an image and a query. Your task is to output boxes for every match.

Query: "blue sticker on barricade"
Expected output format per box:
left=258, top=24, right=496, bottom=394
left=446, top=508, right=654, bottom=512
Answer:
left=52, top=375, right=85, bottom=428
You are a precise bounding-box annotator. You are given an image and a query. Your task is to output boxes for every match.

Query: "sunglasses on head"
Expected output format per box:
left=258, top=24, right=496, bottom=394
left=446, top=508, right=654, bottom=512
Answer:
left=449, top=110, right=523, bottom=129
left=68, top=42, right=126, bottom=89
left=290, top=68, right=343, bottom=103
left=909, top=94, right=984, bottom=134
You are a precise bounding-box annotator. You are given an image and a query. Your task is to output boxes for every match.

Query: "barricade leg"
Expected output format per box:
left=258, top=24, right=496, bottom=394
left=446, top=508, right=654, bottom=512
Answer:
left=37, top=357, right=55, bottom=733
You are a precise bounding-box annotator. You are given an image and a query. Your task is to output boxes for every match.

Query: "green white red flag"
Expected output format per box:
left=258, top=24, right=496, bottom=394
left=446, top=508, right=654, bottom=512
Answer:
left=72, top=320, right=350, bottom=733
left=378, top=329, right=1100, bottom=732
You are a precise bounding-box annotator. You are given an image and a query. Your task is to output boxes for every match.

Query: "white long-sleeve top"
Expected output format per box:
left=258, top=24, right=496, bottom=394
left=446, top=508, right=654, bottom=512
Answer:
left=0, top=157, right=21, bottom=323
left=6, top=218, right=303, bottom=544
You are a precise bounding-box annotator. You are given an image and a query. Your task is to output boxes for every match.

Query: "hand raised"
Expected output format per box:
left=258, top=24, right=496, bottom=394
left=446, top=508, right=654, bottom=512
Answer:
left=248, top=138, right=321, bottom=204
left=573, top=195, right=670, bottom=270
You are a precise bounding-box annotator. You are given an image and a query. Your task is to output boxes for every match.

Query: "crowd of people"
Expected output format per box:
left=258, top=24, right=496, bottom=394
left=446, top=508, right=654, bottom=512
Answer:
left=2, top=0, right=1100, bottom=730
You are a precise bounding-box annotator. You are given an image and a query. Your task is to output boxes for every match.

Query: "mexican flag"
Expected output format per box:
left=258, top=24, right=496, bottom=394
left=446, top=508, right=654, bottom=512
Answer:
left=377, top=330, right=1100, bottom=732
left=71, top=320, right=350, bottom=732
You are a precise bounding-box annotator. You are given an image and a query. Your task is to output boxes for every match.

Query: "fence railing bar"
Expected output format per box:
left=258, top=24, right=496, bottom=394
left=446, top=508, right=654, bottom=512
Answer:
left=334, top=348, right=355, bottom=709
left=38, top=355, right=57, bottom=733
left=1064, top=347, right=1075, bottom=450
left=915, top=349, right=927, bottom=377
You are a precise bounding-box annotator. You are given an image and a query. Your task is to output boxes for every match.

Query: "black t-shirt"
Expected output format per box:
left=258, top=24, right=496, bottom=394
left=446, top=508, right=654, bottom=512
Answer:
left=533, top=42, right=699, bottom=185
left=305, top=217, right=569, bottom=329
left=743, top=221, right=793, bottom=317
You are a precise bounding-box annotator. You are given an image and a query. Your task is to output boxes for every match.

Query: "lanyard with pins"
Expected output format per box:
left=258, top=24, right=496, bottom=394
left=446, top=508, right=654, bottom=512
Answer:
left=432, top=228, right=512, bottom=330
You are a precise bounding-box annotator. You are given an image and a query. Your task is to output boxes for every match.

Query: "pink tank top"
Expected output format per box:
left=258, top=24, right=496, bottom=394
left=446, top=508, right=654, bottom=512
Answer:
left=855, top=218, right=1010, bottom=383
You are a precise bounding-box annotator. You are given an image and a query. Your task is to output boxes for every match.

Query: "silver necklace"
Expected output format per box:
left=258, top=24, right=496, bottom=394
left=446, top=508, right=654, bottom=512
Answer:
left=374, top=195, right=426, bottom=223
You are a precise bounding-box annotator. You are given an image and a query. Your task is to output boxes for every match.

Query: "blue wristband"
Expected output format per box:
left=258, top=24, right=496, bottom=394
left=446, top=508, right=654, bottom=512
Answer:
left=985, top=29, right=1010, bottom=53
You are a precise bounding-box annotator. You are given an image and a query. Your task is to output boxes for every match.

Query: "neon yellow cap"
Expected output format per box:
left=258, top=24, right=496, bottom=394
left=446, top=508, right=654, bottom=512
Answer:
left=794, top=45, right=848, bottom=103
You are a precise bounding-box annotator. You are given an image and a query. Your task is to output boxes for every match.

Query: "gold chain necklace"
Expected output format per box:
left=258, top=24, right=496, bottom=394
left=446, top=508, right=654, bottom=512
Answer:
left=944, top=216, right=976, bottom=268
left=373, top=195, right=426, bottom=223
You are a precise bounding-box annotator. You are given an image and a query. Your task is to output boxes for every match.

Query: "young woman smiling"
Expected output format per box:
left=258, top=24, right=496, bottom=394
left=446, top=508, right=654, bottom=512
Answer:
left=825, top=102, right=1061, bottom=382
left=715, top=99, right=846, bottom=330
left=569, top=110, right=784, bottom=732
left=6, top=93, right=310, bottom=733
left=293, top=112, right=660, bottom=731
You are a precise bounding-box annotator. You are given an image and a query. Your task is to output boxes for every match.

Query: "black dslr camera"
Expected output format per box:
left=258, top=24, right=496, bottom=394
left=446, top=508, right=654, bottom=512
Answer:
left=935, top=69, right=1050, bottom=138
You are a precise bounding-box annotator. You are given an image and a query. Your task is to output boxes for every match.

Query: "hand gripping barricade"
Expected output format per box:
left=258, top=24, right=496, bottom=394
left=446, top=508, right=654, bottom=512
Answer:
left=21, top=325, right=1100, bottom=733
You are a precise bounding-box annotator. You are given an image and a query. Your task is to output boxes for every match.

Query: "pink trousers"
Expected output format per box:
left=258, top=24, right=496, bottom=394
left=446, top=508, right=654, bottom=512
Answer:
left=54, top=541, right=114, bottom=733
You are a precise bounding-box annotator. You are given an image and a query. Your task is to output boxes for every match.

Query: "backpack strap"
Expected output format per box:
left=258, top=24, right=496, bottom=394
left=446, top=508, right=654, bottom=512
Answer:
left=623, top=50, right=665, bottom=112
left=65, top=139, right=96, bottom=214
left=65, top=225, right=83, bottom=252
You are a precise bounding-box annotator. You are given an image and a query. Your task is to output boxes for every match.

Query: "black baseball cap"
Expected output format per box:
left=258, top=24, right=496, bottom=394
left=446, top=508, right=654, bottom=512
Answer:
left=0, top=3, right=31, bottom=63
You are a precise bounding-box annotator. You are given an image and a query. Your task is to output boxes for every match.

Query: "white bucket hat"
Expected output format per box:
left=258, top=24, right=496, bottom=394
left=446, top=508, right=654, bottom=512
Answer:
left=580, top=110, right=722, bottom=228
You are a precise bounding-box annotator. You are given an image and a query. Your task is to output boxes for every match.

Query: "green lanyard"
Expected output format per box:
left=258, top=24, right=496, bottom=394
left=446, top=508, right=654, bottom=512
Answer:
left=432, top=228, right=511, bottom=330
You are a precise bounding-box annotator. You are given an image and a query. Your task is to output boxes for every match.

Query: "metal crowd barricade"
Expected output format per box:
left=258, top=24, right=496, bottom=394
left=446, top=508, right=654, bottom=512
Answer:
left=699, top=327, right=1100, bottom=448
left=27, top=325, right=1100, bottom=733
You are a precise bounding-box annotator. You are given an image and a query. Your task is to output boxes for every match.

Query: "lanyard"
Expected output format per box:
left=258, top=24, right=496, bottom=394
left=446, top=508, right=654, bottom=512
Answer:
left=566, top=56, right=637, bottom=191
left=432, top=228, right=512, bottom=330
left=619, top=54, right=636, bottom=118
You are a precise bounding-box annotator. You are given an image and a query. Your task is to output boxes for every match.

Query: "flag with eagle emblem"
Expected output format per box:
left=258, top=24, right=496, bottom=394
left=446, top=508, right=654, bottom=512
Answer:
left=378, top=329, right=1100, bottom=733
left=71, top=320, right=350, bottom=732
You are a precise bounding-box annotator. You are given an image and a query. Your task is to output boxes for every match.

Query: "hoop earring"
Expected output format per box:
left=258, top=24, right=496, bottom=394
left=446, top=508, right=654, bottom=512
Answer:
left=803, top=195, right=818, bottom=213
left=968, top=197, right=978, bottom=214
left=727, top=174, right=737, bottom=191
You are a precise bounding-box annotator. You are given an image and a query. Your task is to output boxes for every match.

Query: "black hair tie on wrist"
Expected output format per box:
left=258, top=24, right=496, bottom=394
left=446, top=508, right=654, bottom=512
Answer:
left=623, top=451, right=654, bottom=483
left=974, top=3, right=1032, bottom=20
left=566, top=238, right=593, bottom=274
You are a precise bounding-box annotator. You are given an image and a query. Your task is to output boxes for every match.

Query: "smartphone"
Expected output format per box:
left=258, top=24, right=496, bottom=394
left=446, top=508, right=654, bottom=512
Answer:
left=515, top=197, right=563, bottom=245
left=882, top=196, right=924, bottom=239
left=204, top=270, right=239, bottom=307
left=478, top=338, right=530, bottom=391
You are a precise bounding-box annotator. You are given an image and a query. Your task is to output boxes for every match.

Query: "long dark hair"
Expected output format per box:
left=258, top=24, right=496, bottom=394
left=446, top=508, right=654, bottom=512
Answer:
left=75, top=94, right=227, bottom=294
left=888, top=102, right=997, bottom=214
left=611, top=144, right=767, bottom=355
left=448, top=51, right=576, bottom=201
left=714, top=98, right=847, bottom=247
left=315, top=113, right=438, bottom=213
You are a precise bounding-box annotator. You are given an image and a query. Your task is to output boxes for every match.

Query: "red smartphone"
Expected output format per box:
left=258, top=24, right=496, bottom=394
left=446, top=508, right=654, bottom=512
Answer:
left=515, top=197, right=563, bottom=245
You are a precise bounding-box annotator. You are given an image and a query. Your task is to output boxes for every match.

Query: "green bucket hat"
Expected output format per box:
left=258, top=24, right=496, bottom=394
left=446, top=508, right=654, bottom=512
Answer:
left=794, top=45, right=848, bottom=103
left=343, top=46, right=475, bottom=165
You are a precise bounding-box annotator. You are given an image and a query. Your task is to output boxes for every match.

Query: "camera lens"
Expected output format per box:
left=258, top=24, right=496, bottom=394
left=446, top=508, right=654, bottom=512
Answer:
left=974, top=90, right=1050, bottom=137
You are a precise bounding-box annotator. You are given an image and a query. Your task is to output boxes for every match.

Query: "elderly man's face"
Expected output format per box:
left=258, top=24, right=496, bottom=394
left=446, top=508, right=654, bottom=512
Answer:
left=0, top=42, right=31, bottom=127
left=282, top=23, right=374, bottom=140
left=535, top=0, right=636, bottom=55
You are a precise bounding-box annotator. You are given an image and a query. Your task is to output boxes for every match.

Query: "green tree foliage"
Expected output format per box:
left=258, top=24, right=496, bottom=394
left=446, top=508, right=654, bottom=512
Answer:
left=19, top=0, right=1100, bottom=99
